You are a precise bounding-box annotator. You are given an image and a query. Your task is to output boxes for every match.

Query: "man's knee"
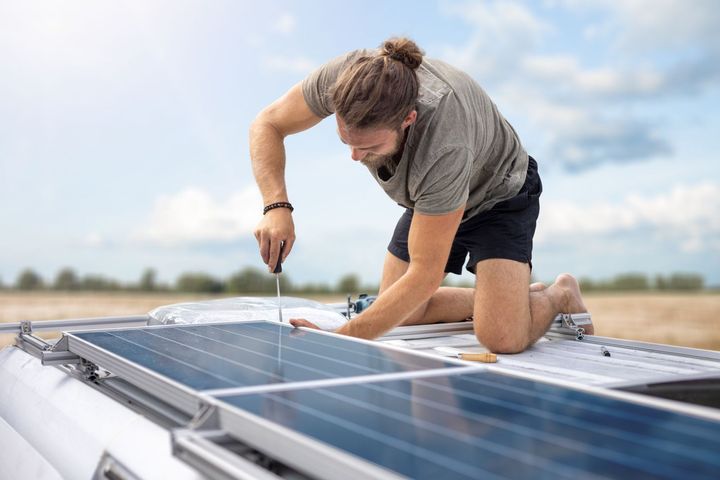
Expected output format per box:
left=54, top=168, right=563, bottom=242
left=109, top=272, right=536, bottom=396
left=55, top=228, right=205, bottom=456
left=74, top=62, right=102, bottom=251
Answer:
left=474, top=317, right=530, bottom=353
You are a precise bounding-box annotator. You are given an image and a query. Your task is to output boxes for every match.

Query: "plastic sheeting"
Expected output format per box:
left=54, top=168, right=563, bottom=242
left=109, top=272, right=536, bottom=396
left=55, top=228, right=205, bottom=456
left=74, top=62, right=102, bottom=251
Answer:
left=148, top=296, right=348, bottom=331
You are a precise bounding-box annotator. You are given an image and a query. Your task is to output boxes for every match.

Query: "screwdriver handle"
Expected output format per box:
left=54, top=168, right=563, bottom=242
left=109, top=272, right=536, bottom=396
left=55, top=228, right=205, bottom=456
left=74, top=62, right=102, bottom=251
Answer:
left=459, top=353, right=497, bottom=363
left=273, top=242, right=285, bottom=274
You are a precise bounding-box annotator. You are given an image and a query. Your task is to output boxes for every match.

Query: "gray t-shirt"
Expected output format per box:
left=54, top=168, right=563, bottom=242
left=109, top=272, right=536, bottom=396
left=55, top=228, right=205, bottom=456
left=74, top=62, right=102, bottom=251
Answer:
left=301, top=49, right=528, bottom=220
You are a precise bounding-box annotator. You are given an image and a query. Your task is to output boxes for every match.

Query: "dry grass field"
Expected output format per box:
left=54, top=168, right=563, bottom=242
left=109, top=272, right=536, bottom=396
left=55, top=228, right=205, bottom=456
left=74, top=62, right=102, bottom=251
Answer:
left=1, top=291, right=718, bottom=350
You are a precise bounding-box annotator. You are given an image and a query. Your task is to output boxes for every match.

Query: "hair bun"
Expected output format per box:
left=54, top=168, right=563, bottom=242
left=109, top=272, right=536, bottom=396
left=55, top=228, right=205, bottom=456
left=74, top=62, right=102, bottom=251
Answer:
left=381, top=37, right=423, bottom=70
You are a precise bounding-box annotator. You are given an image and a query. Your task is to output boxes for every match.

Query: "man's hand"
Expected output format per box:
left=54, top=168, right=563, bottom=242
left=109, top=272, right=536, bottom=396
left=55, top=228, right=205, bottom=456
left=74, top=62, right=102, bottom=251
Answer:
left=289, top=318, right=321, bottom=330
left=254, top=208, right=295, bottom=272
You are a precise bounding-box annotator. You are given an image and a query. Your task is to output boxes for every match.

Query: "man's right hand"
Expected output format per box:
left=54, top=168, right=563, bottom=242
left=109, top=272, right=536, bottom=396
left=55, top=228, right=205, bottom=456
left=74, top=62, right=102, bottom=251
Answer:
left=254, top=207, right=295, bottom=272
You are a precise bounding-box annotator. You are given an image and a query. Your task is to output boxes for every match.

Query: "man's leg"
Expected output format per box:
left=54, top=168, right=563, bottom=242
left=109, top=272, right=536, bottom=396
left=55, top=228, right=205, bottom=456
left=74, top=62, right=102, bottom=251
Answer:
left=472, top=258, right=590, bottom=353
left=378, top=252, right=474, bottom=325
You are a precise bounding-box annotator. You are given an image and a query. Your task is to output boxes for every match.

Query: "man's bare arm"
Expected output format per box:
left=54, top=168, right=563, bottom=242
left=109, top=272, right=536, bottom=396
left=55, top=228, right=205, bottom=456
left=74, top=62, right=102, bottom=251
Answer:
left=250, top=83, right=322, bottom=271
left=333, top=205, right=465, bottom=339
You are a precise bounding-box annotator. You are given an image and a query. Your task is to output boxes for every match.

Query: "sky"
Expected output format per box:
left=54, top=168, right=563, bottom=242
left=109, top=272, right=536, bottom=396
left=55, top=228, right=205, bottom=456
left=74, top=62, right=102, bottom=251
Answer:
left=1, top=0, right=719, bottom=288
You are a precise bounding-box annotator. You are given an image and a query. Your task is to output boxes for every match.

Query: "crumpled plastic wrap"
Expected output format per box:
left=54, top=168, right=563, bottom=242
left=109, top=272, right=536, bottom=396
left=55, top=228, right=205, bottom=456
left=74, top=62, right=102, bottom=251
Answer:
left=148, top=296, right=348, bottom=331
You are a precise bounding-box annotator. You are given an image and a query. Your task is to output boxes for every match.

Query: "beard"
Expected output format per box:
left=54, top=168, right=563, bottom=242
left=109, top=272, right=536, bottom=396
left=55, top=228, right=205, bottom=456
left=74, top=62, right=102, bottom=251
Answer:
left=360, top=128, right=405, bottom=169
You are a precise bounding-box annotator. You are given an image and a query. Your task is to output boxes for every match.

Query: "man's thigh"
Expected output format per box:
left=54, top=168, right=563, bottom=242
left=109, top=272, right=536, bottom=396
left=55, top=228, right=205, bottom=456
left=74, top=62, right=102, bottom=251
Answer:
left=473, top=259, right=531, bottom=346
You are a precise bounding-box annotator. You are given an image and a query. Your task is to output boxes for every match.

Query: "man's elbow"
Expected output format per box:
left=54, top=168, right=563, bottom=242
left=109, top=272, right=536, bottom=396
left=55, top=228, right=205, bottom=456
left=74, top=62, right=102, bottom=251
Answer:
left=250, top=108, right=283, bottom=138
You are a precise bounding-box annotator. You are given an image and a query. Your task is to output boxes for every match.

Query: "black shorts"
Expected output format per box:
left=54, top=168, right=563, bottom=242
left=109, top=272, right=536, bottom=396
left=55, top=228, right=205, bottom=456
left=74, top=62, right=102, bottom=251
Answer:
left=388, top=156, right=542, bottom=275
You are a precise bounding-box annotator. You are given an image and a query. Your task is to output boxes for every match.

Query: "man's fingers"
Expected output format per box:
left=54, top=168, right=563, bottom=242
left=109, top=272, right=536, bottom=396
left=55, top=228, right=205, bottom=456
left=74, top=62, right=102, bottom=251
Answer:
left=268, top=241, right=280, bottom=272
left=290, top=318, right=320, bottom=330
left=283, top=237, right=295, bottom=261
left=259, top=234, right=270, bottom=265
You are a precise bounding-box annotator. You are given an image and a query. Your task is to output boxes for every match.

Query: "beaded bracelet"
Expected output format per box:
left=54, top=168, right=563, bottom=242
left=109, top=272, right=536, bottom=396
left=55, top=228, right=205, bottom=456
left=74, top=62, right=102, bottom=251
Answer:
left=263, top=201, right=294, bottom=215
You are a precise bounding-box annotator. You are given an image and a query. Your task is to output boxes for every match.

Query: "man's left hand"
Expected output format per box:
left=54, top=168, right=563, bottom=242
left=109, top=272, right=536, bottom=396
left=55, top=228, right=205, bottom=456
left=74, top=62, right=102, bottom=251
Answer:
left=289, top=318, right=321, bottom=330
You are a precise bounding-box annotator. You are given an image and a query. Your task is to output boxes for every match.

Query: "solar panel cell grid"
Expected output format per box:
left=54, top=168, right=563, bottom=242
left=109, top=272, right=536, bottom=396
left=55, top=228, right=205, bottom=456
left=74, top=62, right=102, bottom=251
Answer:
left=70, top=322, right=462, bottom=392
left=219, top=372, right=720, bottom=480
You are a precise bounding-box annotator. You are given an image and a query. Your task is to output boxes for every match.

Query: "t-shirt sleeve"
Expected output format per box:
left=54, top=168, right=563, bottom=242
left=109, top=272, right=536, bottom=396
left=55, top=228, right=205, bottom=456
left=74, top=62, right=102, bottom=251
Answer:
left=413, top=147, right=473, bottom=215
left=301, top=49, right=369, bottom=119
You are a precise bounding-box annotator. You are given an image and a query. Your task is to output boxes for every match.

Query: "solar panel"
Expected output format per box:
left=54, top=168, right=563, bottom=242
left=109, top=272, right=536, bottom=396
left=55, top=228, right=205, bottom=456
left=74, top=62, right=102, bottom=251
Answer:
left=216, top=371, right=720, bottom=480
left=68, top=321, right=465, bottom=395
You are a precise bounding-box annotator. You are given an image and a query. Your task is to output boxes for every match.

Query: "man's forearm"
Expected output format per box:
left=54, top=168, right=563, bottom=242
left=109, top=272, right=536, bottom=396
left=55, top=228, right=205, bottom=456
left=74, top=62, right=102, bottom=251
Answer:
left=336, top=268, right=441, bottom=339
left=250, top=120, right=288, bottom=204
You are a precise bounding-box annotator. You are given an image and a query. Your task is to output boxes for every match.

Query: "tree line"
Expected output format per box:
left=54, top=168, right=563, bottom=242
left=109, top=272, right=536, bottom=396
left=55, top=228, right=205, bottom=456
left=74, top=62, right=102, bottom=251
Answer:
left=578, top=272, right=705, bottom=291
left=1, top=267, right=375, bottom=295
left=0, top=268, right=708, bottom=294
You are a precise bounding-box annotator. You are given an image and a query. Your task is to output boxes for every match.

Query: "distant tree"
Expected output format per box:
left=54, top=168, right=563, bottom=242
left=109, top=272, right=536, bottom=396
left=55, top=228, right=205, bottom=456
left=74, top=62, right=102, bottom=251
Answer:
left=295, top=282, right=333, bottom=294
left=578, top=277, right=598, bottom=291
left=654, top=273, right=704, bottom=291
left=16, top=269, right=44, bottom=290
left=336, top=274, right=361, bottom=294
left=360, top=283, right=380, bottom=295
left=611, top=273, right=649, bottom=290
left=668, top=273, right=704, bottom=290
left=655, top=274, right=670, bottom=290
left=54, top=267, right=80, bottom=291
left=81, top=274, right=121, bottom=291
left=226, top=267, right=277, bottom=293
left=176, top=272, right=224, bottom=293
left=139, top=268, right=157, bottom=291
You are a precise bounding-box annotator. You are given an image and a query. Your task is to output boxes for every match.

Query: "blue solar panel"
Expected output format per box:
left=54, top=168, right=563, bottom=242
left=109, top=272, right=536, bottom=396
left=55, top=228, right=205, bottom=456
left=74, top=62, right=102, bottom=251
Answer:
left=218, top=371, right=720, bottom=480
left=71, top=322, right=462, bottom=392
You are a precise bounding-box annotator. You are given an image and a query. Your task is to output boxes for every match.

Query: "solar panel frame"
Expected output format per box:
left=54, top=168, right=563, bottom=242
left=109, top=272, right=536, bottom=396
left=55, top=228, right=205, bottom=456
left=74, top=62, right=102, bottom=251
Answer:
left=67, top=329, right=204, bottom=414
left=64, top=321, right=478, bottom=415
left=212, top=370, right=720, bottom=480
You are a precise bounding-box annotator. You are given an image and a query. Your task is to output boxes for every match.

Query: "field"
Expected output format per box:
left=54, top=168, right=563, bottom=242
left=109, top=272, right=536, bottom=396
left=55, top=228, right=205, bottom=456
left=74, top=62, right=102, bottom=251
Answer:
left=1, top=291, right=719, bottom=351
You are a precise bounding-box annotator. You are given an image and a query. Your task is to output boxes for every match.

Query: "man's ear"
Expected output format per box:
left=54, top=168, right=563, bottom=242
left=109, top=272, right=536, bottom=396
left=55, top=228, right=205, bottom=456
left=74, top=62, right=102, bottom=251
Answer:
left=401, top=110, right=417, bottom=129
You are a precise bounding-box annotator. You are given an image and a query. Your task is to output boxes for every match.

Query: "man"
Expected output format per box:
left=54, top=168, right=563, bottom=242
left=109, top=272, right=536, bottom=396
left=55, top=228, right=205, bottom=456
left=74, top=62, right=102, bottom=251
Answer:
left=250, top=37, right=592, bottom=353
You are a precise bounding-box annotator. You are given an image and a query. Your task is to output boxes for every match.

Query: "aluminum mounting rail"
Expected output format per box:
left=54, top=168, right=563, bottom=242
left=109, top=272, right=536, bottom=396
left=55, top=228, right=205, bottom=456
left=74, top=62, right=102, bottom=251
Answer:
left=0, top=315, right=150, bottom=335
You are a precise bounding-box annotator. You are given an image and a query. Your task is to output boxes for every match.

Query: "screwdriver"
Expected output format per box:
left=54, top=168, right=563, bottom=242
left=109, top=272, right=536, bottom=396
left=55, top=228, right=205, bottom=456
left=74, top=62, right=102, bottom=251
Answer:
left=274, top=242, right=285, bottom=323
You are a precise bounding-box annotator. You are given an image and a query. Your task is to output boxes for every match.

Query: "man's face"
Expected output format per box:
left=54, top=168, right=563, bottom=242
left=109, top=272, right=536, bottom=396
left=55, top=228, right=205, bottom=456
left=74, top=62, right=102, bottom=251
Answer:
left=336, top=117, right=405, bottom=169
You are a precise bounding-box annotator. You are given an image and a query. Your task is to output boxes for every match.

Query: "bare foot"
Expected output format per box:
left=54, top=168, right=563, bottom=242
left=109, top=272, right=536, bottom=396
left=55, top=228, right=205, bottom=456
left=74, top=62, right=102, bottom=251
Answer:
left=553, top=273, right=594, bottom=335
left=529, top=282, right=547, bottom=292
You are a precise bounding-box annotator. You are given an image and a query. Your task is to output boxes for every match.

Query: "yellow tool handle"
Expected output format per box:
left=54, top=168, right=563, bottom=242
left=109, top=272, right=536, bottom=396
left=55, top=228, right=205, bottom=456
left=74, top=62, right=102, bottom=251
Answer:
left=459, top=353, right=497, bottom=363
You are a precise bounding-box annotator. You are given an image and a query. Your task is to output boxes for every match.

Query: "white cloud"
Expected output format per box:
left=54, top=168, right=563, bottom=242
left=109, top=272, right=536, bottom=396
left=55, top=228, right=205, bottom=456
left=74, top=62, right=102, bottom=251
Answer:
left=132, top=186, right=263, bottom=247
left=580, top=0, right=720, bottom=52
left=272, top=13, right=297, bottom=35
left=438, top=0, right=720, bottom=170
left=558, top=0, right=720, bottom=92
left=262, top=55, right=316, bottom=75
left=81, top=232, right=105, bottom=248
left=497, top=90, right=672, bottom=170
left=441, top=0, right=551, bottom=81
left=521, top=55, right=664, bottom=99
left=536, top=182, right=720, bottom=252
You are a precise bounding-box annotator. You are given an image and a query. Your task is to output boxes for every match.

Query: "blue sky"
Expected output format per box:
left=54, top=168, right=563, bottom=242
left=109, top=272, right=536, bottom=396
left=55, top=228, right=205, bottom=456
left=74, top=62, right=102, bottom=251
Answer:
left=1, top=0, right=718, bottom=287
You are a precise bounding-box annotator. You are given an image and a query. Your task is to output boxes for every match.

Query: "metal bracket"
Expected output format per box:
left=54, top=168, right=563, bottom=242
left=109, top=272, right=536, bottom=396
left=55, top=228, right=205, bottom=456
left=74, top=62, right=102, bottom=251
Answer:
left=189, top=402, right=221, bottom=430
left=554, top=313, right=593, bottom=341
left=78, top=359, right=100, bottom=382
left=20, top=320, right=32, bottom=334
left=42, top=335, right=81, bottom=365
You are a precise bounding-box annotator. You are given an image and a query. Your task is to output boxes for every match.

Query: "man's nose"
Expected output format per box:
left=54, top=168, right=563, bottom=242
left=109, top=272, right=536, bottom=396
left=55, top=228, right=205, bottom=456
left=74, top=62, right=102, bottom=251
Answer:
left=350, top=147, right=366, bottom=161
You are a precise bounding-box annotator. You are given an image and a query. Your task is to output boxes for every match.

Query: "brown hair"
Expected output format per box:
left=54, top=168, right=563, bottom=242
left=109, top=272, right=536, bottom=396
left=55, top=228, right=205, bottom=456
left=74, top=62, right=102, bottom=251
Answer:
left=331, top=37, right=424, bottom=130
